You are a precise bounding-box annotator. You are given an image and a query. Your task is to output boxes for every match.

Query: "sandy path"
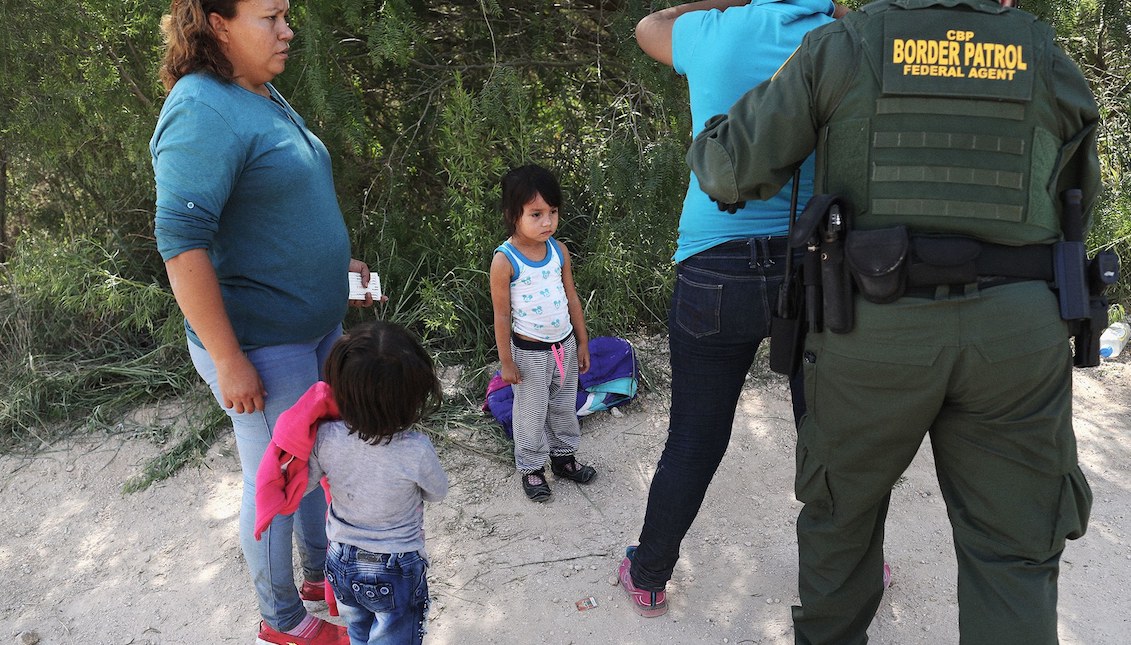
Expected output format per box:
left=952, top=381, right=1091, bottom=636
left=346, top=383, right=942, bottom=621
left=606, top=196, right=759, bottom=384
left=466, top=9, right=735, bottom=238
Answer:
left=3, top=356, right=1128, bottom=644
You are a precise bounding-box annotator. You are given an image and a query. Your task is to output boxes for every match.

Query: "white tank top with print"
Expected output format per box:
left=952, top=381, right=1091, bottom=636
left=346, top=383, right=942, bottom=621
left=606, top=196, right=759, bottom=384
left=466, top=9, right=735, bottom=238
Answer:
left=495, top=239, right=573, bottom=343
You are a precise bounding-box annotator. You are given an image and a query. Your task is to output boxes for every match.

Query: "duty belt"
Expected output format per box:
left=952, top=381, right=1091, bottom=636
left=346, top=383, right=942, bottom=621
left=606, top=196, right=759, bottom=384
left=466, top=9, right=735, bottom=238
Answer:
left=905, top=235, right=1053, bottom=287
left=777, top=192, right=1118, bottom=370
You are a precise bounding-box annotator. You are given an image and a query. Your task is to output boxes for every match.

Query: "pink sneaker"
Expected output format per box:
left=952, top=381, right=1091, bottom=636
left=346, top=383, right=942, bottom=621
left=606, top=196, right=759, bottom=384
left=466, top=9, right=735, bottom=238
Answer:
left=617, top=546, right=668, bottom=617
left=883, top=561, right=893, bottom=589
left=256, top=617, right=348, bottom=645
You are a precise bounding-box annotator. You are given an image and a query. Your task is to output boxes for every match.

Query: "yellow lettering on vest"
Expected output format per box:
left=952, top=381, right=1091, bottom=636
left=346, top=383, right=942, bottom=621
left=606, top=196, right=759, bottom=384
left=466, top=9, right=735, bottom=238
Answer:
left=964, top=42, right=983, bottom=67
left=943, top=41, right=959, bottom=66
left=903, top=64, right=966, bottom=78
left=946, top=30, right=975, bottom=41
left=968, top=67, right=1016, bottom=81
left=1005, top=44, right=1028, bottom=70
left=959, top=40, right=1028, bottom=78
left=894, top=39, right=966, bottom=66
left=992, top=44, right=1006, bottom=68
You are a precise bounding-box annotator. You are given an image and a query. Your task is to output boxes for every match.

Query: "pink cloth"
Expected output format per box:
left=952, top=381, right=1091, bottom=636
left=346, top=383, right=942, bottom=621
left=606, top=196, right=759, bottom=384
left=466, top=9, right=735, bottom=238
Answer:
left=254, top=381, right=339, bottom=539
left=253, top=381, right=340, bottom=615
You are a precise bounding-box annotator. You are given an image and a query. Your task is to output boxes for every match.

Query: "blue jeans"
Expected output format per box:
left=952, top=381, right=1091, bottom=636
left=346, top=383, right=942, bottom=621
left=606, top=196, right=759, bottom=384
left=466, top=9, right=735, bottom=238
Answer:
left=189, top=326, right=341, bottom=632
left=631, top=238, right=804, bottom=590
left=325, top=542, right=430, bottom=645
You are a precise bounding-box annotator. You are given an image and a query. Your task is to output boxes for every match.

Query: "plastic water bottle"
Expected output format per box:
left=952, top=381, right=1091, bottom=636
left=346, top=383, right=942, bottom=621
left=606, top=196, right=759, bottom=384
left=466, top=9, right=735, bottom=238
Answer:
left=1099, top=322, right=1131, bottom=359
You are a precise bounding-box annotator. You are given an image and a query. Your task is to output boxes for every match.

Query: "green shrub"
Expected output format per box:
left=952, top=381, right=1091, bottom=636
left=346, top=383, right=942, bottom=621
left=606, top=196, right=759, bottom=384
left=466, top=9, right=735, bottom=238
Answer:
left=0, top=232, right=202, bottom=449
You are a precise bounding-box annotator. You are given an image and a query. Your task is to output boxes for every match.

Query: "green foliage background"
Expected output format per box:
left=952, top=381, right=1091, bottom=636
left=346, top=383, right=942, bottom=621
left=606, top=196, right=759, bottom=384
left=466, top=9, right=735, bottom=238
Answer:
left=1, top=0, right=1129, bottom=456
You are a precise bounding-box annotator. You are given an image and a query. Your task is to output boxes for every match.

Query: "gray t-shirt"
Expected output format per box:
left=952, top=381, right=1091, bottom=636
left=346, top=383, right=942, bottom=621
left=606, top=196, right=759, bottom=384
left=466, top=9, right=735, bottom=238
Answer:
left=308, top=421, right=448, bottom=554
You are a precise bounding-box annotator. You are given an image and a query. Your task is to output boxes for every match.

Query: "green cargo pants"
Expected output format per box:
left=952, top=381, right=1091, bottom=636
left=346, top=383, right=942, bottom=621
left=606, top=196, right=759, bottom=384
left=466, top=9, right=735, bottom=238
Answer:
left=790, top=280, right=1092, bottom=645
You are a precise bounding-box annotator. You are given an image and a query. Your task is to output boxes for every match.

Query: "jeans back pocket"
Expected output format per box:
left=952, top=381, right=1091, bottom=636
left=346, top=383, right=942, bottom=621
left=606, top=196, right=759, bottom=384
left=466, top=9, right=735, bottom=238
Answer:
left=350, top=580, right=397, bottom=613
left=674, top=271, right=723, bottom=338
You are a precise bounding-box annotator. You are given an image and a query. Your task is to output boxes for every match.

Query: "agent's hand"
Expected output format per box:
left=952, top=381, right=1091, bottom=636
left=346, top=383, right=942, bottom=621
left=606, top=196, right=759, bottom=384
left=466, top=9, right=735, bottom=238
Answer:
left=216, top=353, right=266, bottom=414
left=712, top=197, right=746, bottom=214
left=347, top=258, right=378, bottom=307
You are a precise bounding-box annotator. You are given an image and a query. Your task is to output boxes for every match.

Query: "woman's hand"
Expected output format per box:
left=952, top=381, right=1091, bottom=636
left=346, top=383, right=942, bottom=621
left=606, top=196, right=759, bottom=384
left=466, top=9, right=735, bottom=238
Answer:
left=347, top=258, right=381, bottom=307
left=216, top=352, right=266, bottom=414
left=164, top=249, right=266, bottom=413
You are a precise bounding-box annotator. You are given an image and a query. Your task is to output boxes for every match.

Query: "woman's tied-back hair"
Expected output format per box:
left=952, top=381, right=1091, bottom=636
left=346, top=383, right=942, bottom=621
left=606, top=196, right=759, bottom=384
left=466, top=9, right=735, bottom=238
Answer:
left=323, top=321, right=442, bottom=445
left=158, top=0, right=240, bottom=91
left=500, top=164, right=562, bottom=237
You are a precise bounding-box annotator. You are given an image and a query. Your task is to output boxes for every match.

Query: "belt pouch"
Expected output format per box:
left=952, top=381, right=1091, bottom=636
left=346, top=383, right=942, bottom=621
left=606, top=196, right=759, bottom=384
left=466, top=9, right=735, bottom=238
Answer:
left=846, top=226, right=909, bottom=304
left=907, top=236, right=980, bottom=286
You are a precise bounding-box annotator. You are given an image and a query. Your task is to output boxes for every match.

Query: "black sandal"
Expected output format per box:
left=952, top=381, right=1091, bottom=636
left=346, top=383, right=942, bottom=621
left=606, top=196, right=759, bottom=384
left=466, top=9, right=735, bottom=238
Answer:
left=521, top=469, right=552, bottom=502
left=550, top=455, right=596, bottom=484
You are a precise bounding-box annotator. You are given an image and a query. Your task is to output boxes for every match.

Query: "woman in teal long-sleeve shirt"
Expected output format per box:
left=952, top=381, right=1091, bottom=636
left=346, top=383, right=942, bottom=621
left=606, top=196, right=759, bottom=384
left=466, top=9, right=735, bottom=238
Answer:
left=150, top=2, right=370, bottom=643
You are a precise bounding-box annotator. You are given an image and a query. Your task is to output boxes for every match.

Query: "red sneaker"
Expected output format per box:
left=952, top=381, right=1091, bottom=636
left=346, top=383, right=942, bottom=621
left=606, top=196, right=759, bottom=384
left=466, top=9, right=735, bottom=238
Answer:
left=256, top=617, right=348, bottom=645
left=299, top=579, right=325, bottom=602
left=617, top=546, right=668, bottom=617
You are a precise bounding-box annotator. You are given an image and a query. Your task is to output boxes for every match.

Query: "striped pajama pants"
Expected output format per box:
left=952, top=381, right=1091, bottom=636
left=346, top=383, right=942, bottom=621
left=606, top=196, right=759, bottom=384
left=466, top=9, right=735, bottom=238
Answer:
left=510, top=333, right=581, bottom=474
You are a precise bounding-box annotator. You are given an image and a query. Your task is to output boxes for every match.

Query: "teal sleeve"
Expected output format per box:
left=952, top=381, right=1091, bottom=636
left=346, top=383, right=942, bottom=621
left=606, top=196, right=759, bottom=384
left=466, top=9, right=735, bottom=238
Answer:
left=152, top=97, right=245, bottom=261
left=686, top=44, right=821, bottom=203
left=671, top=9, right=705, bottom=77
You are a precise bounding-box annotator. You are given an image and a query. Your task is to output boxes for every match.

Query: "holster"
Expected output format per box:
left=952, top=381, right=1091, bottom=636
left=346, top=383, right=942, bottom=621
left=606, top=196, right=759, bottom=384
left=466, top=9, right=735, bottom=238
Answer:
left=821, top=205, right=854, bottom=333
left=1059, top=189, right=1120, bottom=368
left=1071, top=250, right=1120, bottom=368
left=788, top=195, right=856, bottom=334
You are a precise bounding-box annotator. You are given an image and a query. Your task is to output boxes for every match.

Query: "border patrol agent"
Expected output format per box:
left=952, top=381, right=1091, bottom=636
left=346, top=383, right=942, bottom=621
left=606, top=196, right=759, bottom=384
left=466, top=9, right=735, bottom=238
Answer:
left=686, top=0, right=1100, bottom=643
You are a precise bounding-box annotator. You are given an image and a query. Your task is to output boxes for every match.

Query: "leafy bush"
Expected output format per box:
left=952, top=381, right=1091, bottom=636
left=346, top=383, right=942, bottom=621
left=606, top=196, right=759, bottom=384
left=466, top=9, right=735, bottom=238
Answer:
left=0, top=232, right=203, bottom=448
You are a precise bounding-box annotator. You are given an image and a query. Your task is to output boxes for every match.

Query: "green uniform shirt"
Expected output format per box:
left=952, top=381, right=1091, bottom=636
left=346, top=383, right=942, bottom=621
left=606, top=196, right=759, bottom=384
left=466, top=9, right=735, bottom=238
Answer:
left=687, top=0, right=1101, bottom=245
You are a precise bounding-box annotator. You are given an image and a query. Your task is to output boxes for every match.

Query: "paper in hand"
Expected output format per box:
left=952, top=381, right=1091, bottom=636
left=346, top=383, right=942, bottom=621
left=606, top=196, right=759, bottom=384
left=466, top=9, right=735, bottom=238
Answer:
left=348, top=271, right=382, bottom=300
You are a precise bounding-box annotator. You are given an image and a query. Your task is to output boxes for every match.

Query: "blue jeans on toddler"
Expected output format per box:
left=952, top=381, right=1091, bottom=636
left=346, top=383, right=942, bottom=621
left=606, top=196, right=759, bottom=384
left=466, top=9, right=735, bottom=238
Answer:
left=189, top=327, right=341, bottom=632
left=325, top=542, right=430, bottom=645
left=631, top=237, right=804, bottom=591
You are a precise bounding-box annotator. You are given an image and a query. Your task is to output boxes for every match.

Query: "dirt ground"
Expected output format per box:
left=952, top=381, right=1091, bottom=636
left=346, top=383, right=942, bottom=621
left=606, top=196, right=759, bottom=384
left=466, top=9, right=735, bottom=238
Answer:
left=3, top=345, right=1130, bottom=645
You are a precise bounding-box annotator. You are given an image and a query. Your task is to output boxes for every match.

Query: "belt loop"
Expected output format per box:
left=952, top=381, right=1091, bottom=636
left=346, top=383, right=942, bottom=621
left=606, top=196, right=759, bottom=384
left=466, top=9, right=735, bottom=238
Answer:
left=750, top=237, right=771, bottom=268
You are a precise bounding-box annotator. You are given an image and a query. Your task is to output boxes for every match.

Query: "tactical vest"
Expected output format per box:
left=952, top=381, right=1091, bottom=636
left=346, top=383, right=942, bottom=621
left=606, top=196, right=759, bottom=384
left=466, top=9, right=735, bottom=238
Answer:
left=815, top=1, right=1070, bottom=246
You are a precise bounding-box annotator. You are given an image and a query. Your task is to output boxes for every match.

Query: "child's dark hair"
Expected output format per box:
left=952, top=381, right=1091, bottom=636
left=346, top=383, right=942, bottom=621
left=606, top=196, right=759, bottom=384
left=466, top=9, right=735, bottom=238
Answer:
left=500, top=164, right=562, bottom=236
left=323, top=321, right=441, bottom=445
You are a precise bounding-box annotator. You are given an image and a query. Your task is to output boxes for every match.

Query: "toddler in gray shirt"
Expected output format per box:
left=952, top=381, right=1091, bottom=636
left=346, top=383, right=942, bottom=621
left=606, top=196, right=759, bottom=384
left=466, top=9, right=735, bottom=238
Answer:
left=308, top=321, right=448, bottom=645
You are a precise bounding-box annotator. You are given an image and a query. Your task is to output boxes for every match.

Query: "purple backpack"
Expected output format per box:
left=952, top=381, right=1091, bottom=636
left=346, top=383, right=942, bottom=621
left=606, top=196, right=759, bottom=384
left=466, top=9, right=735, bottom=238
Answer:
left=483, top=336, right=638, bottom=437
